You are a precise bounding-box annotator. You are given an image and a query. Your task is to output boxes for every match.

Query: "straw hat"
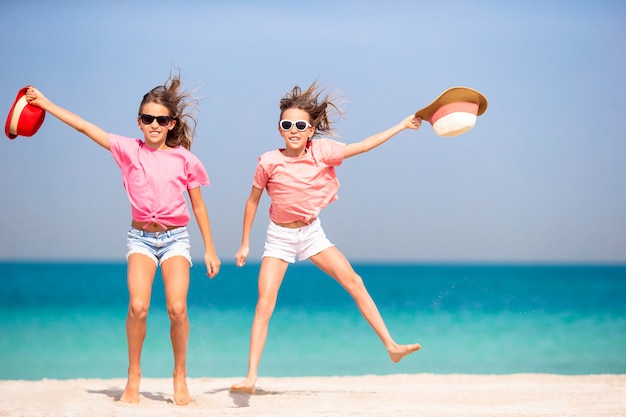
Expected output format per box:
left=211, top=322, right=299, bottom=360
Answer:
left=5, top=86, right=46, bottom=139
left=415, top=86, right=487, bottom=137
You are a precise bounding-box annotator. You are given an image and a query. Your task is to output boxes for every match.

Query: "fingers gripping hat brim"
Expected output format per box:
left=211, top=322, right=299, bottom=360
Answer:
left=5, top=87, right=46, bottom=140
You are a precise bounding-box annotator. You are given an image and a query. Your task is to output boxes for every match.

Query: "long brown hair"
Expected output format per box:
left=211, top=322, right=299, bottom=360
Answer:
left=139, top=70, right=198, bottom=150
left=279, top=81, right=344, bottom=137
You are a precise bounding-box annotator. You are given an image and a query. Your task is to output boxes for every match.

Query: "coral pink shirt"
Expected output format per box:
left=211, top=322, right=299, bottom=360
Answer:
left=109, top=134, right=210, bottom=229
left=253, top=138, right=346, bottom=224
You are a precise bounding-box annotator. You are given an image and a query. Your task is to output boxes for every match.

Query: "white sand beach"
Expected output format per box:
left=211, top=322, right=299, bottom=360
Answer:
left=0, top=374, right=624, bottom=417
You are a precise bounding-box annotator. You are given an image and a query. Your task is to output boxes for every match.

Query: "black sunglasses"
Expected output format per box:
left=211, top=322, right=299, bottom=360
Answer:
left=138, top=114, right=173, bottom=126
left=279, top=119, right=312, bottom=131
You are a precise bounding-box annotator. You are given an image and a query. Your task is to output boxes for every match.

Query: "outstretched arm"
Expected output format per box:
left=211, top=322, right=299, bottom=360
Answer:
left=25, top=86, right=110, bottom=150
left=189, top=187, right=221, bottom=278
left=344, top=115, right=421, bottom=159
left=235, top=186, right=263, bottom=267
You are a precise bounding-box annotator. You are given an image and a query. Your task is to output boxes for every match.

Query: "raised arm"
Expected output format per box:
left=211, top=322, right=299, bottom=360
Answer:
left=25, top=86, right=110, bottom=150
left=235, top=186, right=263, bottom=267
left=343, top=115, right=421, bottom=159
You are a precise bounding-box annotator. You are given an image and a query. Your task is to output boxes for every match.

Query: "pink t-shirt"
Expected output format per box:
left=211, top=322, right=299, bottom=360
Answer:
left=253, top=138, right=346, bottom=224
left=109, top=134, right=210, bottom=228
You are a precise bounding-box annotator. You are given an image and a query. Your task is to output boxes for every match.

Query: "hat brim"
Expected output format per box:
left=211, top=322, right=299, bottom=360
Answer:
left=415, top=86, right=488, bottom=122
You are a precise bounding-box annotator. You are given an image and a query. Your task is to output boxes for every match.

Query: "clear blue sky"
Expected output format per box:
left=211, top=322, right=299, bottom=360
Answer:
left=1, top=1, right=624, bottom=263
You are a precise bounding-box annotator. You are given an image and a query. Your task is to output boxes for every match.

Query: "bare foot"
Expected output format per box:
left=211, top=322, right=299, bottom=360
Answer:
left=173, top=372, right=191, bottom=405
left=120, top=371, right=141, bottom=404
left=230, top=376, right=257, bottom=394
left=389, top=343, right=421, bottom=363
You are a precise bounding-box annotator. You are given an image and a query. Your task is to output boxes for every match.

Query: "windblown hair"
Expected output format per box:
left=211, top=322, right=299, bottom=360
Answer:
left=279, top=81, right=344, bottom=137
left=139, top=70, right=198, bottom=150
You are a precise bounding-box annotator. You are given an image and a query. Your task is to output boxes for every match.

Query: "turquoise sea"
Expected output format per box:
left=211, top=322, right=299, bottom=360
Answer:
left=1, top=262, right=625, bottom=380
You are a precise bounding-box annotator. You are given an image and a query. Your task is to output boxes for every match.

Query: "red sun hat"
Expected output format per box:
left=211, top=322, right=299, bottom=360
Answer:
left=5, top=86, right=46, bottom=139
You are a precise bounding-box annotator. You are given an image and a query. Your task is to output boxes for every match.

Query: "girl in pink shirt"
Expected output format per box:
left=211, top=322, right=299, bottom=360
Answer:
left=25, top=72, right=220, bottom=405
left=231, top=82, right=422, bottom=393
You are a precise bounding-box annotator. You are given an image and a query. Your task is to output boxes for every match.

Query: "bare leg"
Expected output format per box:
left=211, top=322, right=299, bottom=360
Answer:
left=120, top=254, right=157, bottom=404
left=310, top=246, right=421, bottom=362
left=231, top=257, right=289, bottom=393
left=161, top=256, right=191, bottom=405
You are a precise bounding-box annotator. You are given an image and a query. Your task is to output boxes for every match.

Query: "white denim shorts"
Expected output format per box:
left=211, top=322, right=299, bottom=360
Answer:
left=126, top=227, right=192, bottom=267
left=263, top=218, right=334, bottom=263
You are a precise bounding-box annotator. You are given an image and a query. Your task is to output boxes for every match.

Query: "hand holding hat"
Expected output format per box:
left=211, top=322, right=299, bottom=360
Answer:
left=415, top=86, right=488, bottom=137
left=5, top=86, right=46, bottom=140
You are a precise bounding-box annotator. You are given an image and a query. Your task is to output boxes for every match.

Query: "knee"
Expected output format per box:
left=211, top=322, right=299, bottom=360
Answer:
left=128, top=299, right=150, bottom=320
left=254, top=298, right=276, bottom=321
left=343, top=273, right=366, bottom=296
left=167, top=301, right=188, bottom=322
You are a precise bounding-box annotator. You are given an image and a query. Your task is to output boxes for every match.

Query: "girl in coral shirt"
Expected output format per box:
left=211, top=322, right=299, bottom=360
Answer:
left=231, top=82, right=422, bottom=393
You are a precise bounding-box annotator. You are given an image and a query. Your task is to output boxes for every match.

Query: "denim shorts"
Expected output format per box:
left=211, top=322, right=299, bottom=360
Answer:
left=126, top=227, right=192, bottom=267
left=263, top=218, right=334, bottom=263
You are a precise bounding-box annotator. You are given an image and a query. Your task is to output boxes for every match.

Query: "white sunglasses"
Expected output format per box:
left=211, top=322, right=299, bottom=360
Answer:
left=279, top=119, right=312, bottom=131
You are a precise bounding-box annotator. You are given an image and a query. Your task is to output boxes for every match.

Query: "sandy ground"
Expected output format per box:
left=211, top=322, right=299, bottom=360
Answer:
left=0, top=374, right=624, bottom=417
